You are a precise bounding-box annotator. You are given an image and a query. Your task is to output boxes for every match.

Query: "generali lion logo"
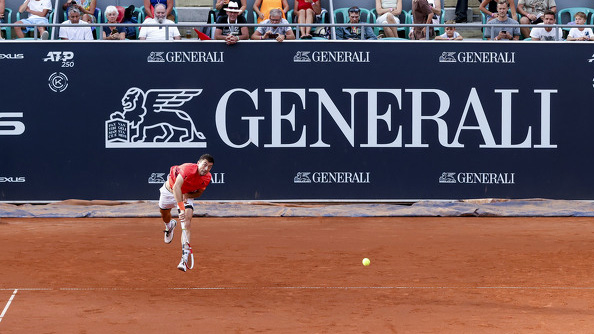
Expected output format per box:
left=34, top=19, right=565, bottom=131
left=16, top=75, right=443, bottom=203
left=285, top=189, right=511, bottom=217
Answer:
left=105, top=87, right=206, bottom=148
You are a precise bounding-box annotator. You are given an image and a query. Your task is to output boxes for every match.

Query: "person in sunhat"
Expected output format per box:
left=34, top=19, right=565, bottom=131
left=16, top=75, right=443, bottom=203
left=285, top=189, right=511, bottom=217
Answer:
left=214, top=1, right=249, bottom=44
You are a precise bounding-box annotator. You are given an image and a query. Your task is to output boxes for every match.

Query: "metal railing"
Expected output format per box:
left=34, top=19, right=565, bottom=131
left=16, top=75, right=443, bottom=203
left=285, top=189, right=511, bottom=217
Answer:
left=1, top=21, right=592, bottom=41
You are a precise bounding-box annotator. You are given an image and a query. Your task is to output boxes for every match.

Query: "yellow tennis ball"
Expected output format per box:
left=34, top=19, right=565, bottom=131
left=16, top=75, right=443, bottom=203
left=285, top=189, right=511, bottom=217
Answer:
left=362, top=258, right=370, bottom=266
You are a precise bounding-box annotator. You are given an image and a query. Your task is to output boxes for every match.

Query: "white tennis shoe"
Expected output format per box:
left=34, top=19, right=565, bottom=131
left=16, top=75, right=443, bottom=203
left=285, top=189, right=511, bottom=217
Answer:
left=177, top=257, right=187, bottom=272
left=163, top=219, right=177, bottom=244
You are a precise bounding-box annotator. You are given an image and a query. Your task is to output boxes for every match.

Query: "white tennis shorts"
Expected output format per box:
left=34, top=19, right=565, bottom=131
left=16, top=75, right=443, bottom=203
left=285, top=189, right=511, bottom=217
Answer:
left=158, top=184, right=195, bottom=211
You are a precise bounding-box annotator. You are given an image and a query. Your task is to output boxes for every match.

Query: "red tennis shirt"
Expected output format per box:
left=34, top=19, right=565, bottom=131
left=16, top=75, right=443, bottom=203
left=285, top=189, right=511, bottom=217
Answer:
left=168, top=163, right=212, bottom=194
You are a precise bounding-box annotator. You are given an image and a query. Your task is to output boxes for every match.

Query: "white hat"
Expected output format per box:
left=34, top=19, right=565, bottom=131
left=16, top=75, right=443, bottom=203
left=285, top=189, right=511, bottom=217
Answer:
left=225, top=1, right=241, bottom=12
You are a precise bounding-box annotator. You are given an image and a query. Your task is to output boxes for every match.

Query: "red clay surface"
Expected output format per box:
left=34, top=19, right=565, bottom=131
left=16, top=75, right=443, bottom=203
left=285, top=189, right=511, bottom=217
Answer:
left=1, top=216, right=594, bottom=333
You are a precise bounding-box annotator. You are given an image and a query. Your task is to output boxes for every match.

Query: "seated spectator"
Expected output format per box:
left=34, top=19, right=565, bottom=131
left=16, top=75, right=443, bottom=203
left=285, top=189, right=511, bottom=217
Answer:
left=567, top=12, right=594, bottom=41
left=253, top=0, right=288, bottom=23
left=375, top=0, right=402, bottom=38
left=59, top=7, right=94, bottom=40
left=251, top=8, right=295, bottom=41
left=485, top=0, right=520, bottom=40
left=294, top=0, right=321, bottom=39
left=143, top=0, right=175, bottom=22
left=14, top=0, right=52, bottom=39
left=0, top=0, right=5, bottom=28
left=121, top=5, right=139, bottom=39
left=435, top=23, right=463, bottom=40
left=411, top=0, right=434, bottom=40
left=479, top=0, right=517, bottom=21
left=211, top=0, right=246, bottom=21
left=81, top=13, right=97, bottom=39
left=517, top=0, right=556, bottom=39
left=214, top=1, right=249, bottom=44
left=62, top=0, right=96, bottom=19
left=103, top=5, right=126, bottom=40
left=336, top=6, right=377, bottom=40
left=529, top=10, right=562, bottom=41
left=138, top=3, right=180, bottom=40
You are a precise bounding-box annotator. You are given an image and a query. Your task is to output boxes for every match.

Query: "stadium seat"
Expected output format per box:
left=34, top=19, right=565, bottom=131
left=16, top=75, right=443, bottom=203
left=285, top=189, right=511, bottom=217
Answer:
left=557, top=7, right=594, bottom=31
left=370, top=8, right=411, bottom=39
left=1, top=8, right=12, bottom=39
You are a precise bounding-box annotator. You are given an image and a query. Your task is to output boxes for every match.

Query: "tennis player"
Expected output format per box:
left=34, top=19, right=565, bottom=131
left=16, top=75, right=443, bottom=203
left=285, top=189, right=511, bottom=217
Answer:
left=158, top=153, right=214, bottom=272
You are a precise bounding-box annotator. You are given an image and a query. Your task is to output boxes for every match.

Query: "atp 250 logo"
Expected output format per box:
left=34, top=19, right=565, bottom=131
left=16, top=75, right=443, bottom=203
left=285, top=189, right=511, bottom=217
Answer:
left=43, top=51, right=75, bottom=67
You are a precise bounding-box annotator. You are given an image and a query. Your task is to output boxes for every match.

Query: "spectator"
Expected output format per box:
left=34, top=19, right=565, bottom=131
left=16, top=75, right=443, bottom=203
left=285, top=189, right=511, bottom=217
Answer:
left=517, top=0, right=556, bottom=39
left=144, top=0, right=175, bottom=22
left=14, top=0, right=52, bottom=39
left=214, top=1, right=249, bottom=44
left=59, top=7, right=94, bottom=40
left=454, top=0, right=475, bottom=23
left=253, top=0, right=289, bottom=23
left=479, top=0, right=517, bottom=22
left=485, top=0, right=520, bottom=40
left=375, top=0, right=402, bottom=38
left=411, top=0, right=434, bottom=40
left=138, top=3, right=180, bottom=40
left=251, top=8, right=295, bottom=41
left=103, top=5, right=126, bottom=40
left=529, top=9, right=561, bottom=41
left=567, top=12, right=594, bottom=41
left=294, top=0, right=321, bottom=39
left=62, top=0, right=96, bottom=19
left=0, top=0, right=5, bottom=28
left=81, top=12, right=97, bottom=39
left=435, top=23, right=463, bottom=40
left=336, top=6, right=377, bottom=40
left=212, top=0, right=246, bottom=21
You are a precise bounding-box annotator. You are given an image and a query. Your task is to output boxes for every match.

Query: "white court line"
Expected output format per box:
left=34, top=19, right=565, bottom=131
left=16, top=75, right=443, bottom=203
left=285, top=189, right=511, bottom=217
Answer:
left=2, top=286, right=594, bottom=291
left=0, top=289, right=18, bottom=324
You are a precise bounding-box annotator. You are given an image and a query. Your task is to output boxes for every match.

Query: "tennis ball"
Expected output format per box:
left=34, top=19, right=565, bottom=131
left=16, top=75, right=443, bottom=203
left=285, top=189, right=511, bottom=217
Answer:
left=362, top=258, right=370, bottom=266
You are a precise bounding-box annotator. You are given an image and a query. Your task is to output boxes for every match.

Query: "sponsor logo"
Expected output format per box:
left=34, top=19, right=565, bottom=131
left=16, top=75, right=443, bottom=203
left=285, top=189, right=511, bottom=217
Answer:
left=48, top=72, right=69, bottom=92
left=439, top=172, right=516, bottom=184
left=43, top=51, right=75, bottom=67
left=0, top=176, right=26, bottom=183
left=294, top=172, right=311, bottom=183
left=0, top=112, right=25, bottom=135
left=148, top=173, right=166, bottom=184
left=438, top=172, right=456, bottom=184
left=0, top=54, right=24, bottom=60
left=439, top=51, right=516, bottom=64
left=216, top=87, right=557, bottom=149
left=149, top=172, right=225, bottom=184
left=211, top=172, right=225, bottom=184
left=589, top=54, right=594, bottom=62
left=147, top=51, right=224, bottom=63
left=105, top=87, right=206, bottom=148
left=293, top=51, right=311, bottom=62
left=294, top=51, right=371, bottom=63
left=294, top=172, right=371, bottom=184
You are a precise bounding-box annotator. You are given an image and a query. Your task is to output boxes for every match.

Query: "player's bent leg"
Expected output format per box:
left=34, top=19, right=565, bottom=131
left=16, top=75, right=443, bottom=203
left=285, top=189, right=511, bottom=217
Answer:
left=160, top=208, right=177, bottom=244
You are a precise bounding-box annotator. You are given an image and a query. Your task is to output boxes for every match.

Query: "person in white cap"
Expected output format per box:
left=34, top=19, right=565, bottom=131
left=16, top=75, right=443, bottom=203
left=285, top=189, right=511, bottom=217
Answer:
left=214, top=1, right=249, bottom=44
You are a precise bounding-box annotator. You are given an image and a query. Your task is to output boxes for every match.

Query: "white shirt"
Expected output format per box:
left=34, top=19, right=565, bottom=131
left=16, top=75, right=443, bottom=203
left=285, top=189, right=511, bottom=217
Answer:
left=568, top=27, right=593, bottom=40
left=139, top=18, right=180, bottom=40
left=59, top=21, right=94, bottom=40
left=25, top=0, right=52, bottom=19
left=529, top=23, right=562, bottom=41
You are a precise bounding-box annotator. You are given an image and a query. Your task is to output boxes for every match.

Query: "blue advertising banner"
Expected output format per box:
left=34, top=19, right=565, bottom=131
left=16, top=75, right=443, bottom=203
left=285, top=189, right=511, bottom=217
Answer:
left=0, top=41, right=593, bottom=201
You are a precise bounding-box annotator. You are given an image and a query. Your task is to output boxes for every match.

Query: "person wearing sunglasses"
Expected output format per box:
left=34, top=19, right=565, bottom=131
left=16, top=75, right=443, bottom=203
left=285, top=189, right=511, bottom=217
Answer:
left=336, top=6, right=377, bottom=40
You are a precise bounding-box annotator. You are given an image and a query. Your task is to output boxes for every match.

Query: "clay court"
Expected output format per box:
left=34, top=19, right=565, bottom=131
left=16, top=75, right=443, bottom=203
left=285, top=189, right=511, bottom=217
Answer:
left=1, top=215, right=594, bottom=333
